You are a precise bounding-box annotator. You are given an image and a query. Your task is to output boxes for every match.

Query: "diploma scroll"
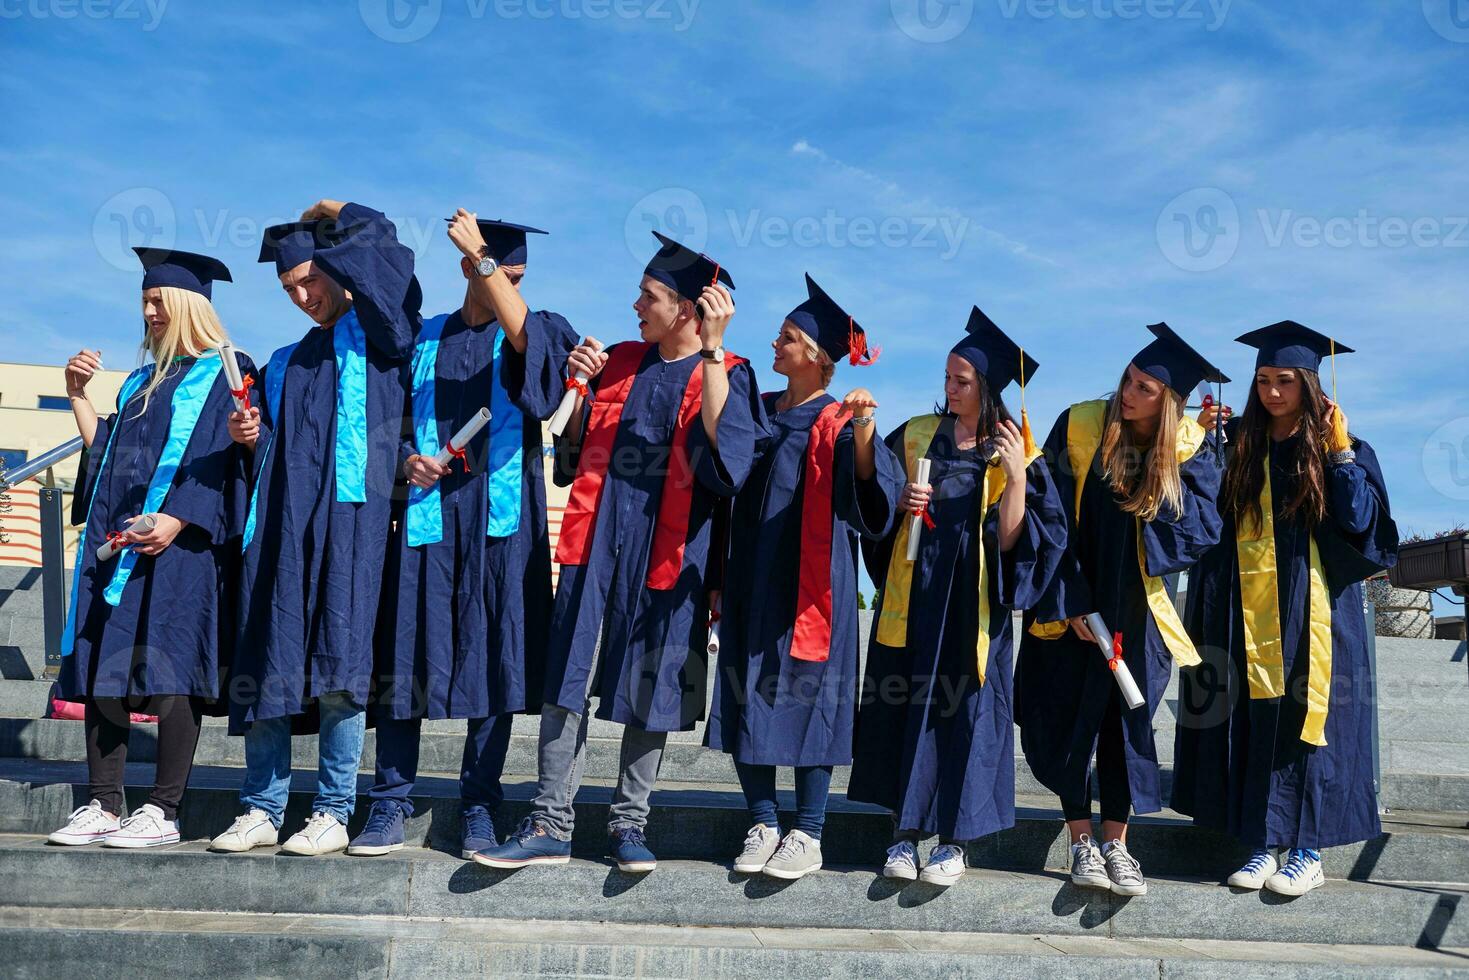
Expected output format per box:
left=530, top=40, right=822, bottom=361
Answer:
left=96, top=514, right=158, bottom=562
left=1083, top=612, right=1146, bottom=710
left=905, top=458, right=933, bottom=562
left=548, top=338, right=605, bottom=438
left=431, top=408, right=492, bottom=468
left=707, top=596, right=721, bottom=657
left=218, top=343, right=251, bottom=413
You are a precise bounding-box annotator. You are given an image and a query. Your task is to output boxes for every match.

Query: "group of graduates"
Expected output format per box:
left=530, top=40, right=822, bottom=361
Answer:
left=48, top=199, right=1398, bottom=902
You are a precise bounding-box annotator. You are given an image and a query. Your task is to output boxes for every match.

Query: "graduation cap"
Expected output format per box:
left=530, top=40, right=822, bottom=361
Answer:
left=133, top=248, right=231, bottom=300
left=951, top=306, right=1040, bottom=453
left=644, top=231, right=734, bottom=306
left=257, top=220, right=348, bottom=275
left=476, top=219, right=546, bottom=266
left=1131, top=322, right=1230, bottom=396
left=786, top=274, right=879, bottom=366
left=1235, top=320, right=1353, bottom=374
left=1238, top=319, right=1355, bottom=452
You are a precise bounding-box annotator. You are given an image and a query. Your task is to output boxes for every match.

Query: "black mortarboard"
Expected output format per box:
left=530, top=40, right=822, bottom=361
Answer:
left=644, top=231, right=734, bottom=305
left=133, top=248, right=231, bottom=300
left=476, top=219, right=546, bottom=266
left=786, top=274, right=878, bottom=365
left=257, top=220, right=348, bottom=275
left=1132, top=322, right=1230, bottom=395
left=1235, top=320, right=1354, bottom=373
left=949, top=306, right=1038, bottom=393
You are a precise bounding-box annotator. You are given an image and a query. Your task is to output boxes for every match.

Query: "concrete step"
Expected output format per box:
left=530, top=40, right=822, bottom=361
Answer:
left=1, top=758, right=1466, bottom=886
left=2, top=905, right=1465, bottom=979
left=4, top=712, right=1469, bottom=813
left=0, top=836, right=1464, bottom=951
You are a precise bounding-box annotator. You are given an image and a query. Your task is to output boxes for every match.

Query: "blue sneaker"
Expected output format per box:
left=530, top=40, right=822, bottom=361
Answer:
left=347, top=800, right=406, bottom=857
left=461, top=805, right=497, bottom=860
left=609, top=826, right=656, bottom=873
left=472, top=818, right=571, bottom=869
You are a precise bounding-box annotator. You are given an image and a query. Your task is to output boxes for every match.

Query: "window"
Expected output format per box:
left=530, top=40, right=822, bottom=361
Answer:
left=0, top=449, right=26, bottom=473
left=36, top=396, right=70, bottom=411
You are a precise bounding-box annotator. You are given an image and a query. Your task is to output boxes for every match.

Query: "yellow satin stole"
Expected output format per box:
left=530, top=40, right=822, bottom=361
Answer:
left=1236, top=459, right=1333, bottom=746
left=875, top=415, right=1042, bottom=683
left=1028, top=400, right=1202, bottom=669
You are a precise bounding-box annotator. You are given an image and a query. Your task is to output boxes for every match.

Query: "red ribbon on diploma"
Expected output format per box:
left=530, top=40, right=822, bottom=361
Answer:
left=563, top=376, right=589, bottom=398
left=1109, top=632, right=1125, bottom=672
left=446, top=442, right=470, bottom=473
left=232, top=373, right=255, bottom=411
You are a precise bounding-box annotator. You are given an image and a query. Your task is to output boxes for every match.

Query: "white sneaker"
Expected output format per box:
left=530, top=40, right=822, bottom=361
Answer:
left=733, top=824, right=781, bottom=874
left=919, top=843, right=967, bottom=887
left=1102, top=840, right=1148, bottom=897
left=762, top=829, right=823, bottom=880
left=882, top=840, right=919, bottom=880
left=103, top=803, right=180, bottom=848
left=1265, top=848, right=1325, bottom=896
left=1069, top=834, right=1110, bottom=890
left=47, top=800, right=120, bottom=846
left=282, top=811, right=349, bottom=856
left=1227, top=848, right=1280, bottom=889
left=209, top=808, right=279, bottom=853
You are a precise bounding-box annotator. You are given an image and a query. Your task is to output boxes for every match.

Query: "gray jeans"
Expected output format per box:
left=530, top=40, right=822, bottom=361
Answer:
left=531, top=700, right=667, bottom=841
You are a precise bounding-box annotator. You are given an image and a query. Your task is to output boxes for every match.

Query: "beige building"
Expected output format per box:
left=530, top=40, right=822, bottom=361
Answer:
left=0, top=359, right=570, bottom=569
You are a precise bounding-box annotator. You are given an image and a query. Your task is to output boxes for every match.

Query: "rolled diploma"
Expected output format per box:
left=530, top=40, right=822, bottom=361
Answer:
left=218, top=343, right=249, bottom=413
left=1083, top=612, right=1146, bottom=710
left=548, top=338, right=604, bottom=438
left=707, top=597, right=721, bottom=657
left=905, top=457, right=933, bottom=562
left=431, top=408, right=492, bottom=467
left=96, top=514, right=158, bottom=562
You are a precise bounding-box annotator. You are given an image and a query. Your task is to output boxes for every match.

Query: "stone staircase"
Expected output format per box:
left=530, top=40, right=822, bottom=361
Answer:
left=1, top=565, right=1467, bottom=977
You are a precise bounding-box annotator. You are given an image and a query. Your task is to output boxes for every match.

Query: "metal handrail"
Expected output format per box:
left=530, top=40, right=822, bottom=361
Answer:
left=0, top=437, right=84, bottom=492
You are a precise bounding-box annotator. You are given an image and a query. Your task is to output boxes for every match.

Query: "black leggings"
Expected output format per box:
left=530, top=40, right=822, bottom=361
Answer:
left=85, top=696, right=203, bottom=821
left=1059, top=693, right=1134, bottom=824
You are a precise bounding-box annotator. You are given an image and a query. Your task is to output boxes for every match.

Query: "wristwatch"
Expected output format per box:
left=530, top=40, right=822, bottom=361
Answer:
left=475, top=248, right=499, bottom=278
left=700, top=346, right=725, bottom=363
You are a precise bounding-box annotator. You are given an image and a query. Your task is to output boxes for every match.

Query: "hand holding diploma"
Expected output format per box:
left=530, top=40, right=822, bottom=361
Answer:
left=1072, top=612, right=1146, bottom=710
left=549, top=337, right=606, bottom=438
left=431, top=407, right=491, bottom=468
left=97, top=513, right=184, bottom=560
left=903, top=458, right=934, bottom=561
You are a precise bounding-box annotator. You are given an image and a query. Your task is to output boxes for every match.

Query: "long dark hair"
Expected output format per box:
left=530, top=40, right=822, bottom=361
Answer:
left=1223, top=368, right=1331, bottom=533
left=935, top=371, right=1014, bottom=443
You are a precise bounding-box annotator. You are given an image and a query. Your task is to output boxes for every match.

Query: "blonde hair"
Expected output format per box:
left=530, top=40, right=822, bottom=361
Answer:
left=134, top=286, right=230, bottom=416
left=795, top=329, right=837, bottom=387
left=1100, top=371, right=1185, bottom=523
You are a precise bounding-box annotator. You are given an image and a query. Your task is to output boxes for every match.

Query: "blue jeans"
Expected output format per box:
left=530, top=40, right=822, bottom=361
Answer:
left=734, top=762, right=833, bottom=839
left=369, top=714, right=514, bottom=817
left=239, top=692, right=365, bottom=827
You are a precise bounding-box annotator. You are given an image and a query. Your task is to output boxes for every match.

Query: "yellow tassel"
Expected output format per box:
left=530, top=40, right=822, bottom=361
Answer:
left=1018, top=347, right=1037, bottom=456
left=1327, top=339, right=1352, bottom=453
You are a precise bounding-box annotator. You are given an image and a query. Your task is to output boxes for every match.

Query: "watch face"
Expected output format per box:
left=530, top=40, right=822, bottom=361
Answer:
left=477, top=257, right=498, bottom=276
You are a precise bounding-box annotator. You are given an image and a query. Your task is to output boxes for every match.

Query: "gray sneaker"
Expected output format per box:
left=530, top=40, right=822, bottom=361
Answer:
left=763, top=829, right=823, bottom=880
left=733, top=824, right=781, bottom=874
left=1103, top=840, right=1148, bottom=897
left=1070, top=834, right=1110, bottom=890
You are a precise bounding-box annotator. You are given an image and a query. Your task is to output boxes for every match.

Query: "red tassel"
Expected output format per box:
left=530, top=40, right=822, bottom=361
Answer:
left=847, top=316, right=881, bottom=366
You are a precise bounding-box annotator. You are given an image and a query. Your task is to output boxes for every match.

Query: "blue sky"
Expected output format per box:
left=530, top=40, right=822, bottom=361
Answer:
left=3, top=0, right=1467, bottom=611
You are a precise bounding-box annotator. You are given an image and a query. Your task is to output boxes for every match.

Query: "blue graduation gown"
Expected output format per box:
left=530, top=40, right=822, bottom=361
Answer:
left=1172, top=427, right=1398, bottom=849
left=232, top=203, right=419, bottom=733
left=850, top=417, right=1068, bottom=841
left=1015, top=402, right=1224, bottom=817
left=526, top=331, right=767, bottom=733
left=62, top=352, right=255, bottom=704
left=374, top=310, right=573, bottom=721
left=705, top=393, right=906, bottom=767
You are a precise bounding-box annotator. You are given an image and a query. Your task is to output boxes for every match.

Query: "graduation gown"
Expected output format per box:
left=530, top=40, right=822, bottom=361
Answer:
left=705, top=392, right=906, bottom=767
left=374, top=309, right=573, bottom=721
left=526, top=331, right=766, bottom=733
left=1172, top=426, right=1397, bottom=849
left=850, top=416, right=1068, bottom=841
left=232, top=203, right=419, bottom=732
left=62, top=351, right=255, bottom=704
left=1015, top=401, right=1223, bottom=817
